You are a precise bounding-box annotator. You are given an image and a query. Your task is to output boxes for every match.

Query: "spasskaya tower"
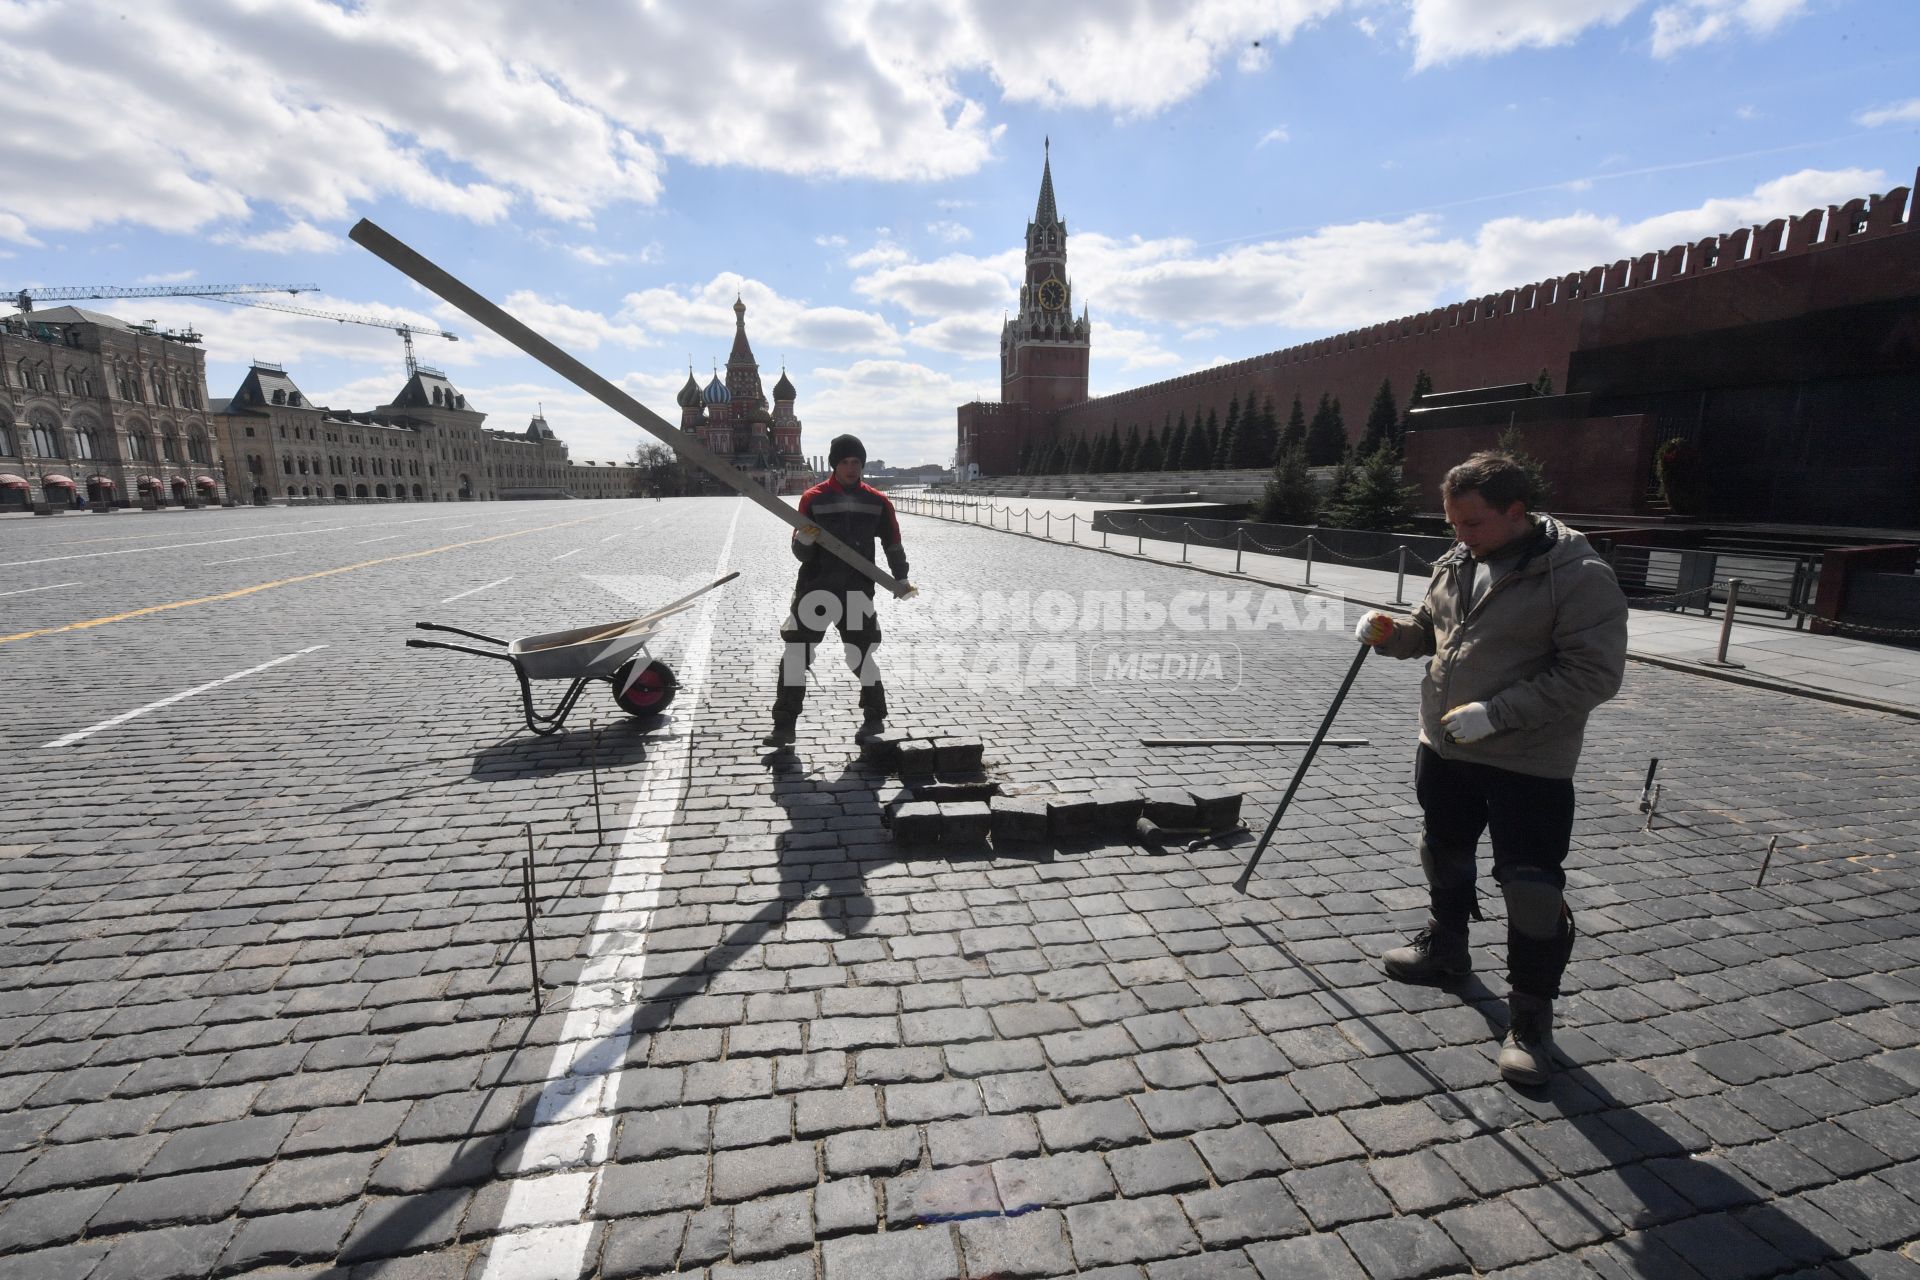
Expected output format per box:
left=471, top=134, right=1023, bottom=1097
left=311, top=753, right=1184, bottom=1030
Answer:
left=1001, top=139, right=1091, bottom=413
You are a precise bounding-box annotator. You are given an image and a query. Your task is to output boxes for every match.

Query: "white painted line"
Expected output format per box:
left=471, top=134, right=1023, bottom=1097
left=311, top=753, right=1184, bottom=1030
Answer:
left=355, top=534, right=404, bottom=545
left=478, top=502, right=741, bottom=1274
left=0, top=581, right=81, bottom=598
left=43, top=645, right=329, bottom=748
left=444, top=523, right=474, bottom=531
left=599, top=532, right=623, bottom=543
left=442, top=576, right=513, bottom=604
left=207, top=550, right=304, bottom=566
left=1, top=527, right=348, bottom=567
left=553, top=548, right=583, bottom=561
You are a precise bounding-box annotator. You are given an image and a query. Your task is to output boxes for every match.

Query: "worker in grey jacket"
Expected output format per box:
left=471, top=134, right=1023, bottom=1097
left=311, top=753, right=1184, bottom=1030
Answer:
left=1355, top=450, right=1627, bottom=1086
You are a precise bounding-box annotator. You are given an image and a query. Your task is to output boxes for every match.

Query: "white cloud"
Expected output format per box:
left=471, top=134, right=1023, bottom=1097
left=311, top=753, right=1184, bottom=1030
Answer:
left=847, top=241, right=912, bottom=270
left=852, top=250, right=1021, bottom=317
left=926, top=220, right=973, bottom=243
left=814, top=234, right=850, bottom=248
left=560, top=241, right=661, bottom=268
left=1257, top=126, right=1291, bottom=148
left=1856, top=98, right=1920, bottom=128
left=803, top=358, right=994, bottom=465
left=137, top=270, right=198, bottom=284
left=1650, top=0, right=1807, bottom=57
left=618, top=274, right=902, bottom=357
left=904, top=313, right=1004, bottom=357
left=1090, top=324, right=1184, bottom=374
left=1408, top=0, right=1642, bottom=67
left=496, top=291, right=651, bottom=353
left=221, top=221, right=343, bottom=255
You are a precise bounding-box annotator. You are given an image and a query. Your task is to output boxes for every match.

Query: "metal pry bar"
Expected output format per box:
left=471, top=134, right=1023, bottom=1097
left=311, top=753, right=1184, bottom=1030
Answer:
left=1233, top=642, right=1371, bottom=894
left=347, top=219, right=909, bottom=598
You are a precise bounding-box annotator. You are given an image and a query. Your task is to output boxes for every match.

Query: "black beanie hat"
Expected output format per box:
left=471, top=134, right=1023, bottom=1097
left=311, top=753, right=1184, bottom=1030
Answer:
left=828, top=434, right=866, bottom=466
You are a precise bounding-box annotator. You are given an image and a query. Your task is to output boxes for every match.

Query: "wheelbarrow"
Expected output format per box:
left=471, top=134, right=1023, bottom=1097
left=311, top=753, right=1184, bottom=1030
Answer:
left=407, top=571, right=738, bottom=735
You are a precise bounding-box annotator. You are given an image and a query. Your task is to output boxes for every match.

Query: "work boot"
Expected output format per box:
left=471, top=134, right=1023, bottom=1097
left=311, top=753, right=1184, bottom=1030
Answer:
left=1382, top=920, right=1471, bottom=983
left=854, top=716, right=886, bottom=743
left=761, top=724, right=796, bottom=748
left=1499, top=993, right=1555, bottom=1087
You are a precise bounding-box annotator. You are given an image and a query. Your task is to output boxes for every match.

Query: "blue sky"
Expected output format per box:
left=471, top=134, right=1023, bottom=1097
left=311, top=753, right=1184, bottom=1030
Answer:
left=3, top=0, right=1917, bottom=466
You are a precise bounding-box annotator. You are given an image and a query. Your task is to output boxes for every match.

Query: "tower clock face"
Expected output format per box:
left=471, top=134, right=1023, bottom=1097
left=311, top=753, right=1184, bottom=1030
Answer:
left=1038, top=279, right=1067, bottom=312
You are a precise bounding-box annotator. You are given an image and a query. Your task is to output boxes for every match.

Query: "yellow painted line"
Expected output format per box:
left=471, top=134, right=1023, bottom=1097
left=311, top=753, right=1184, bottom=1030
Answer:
left=0, top=514, right=605, bottom=647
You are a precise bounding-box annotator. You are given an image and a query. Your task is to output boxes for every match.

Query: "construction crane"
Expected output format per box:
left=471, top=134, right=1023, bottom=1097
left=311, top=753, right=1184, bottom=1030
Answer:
left=203, top=294, right=459, bottom=377
left=8, top=282, right=317, bottom=314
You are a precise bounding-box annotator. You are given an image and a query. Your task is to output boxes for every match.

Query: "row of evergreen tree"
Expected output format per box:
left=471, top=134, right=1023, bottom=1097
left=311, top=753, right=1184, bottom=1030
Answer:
left=1016, top=370, right=1439, bottom=477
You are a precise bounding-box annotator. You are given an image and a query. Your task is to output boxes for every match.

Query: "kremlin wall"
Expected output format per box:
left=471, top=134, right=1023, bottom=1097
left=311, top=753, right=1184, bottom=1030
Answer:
left=962, top=157, right=1920, bottom=528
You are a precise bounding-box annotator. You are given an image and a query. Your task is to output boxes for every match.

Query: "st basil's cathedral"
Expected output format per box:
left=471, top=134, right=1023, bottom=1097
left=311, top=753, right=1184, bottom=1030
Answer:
left=675, top=296, right=809, bottom=494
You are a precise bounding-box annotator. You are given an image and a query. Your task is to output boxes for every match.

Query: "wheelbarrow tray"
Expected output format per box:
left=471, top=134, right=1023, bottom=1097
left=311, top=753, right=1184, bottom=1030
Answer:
left=408, top=571, right=738, bottom=734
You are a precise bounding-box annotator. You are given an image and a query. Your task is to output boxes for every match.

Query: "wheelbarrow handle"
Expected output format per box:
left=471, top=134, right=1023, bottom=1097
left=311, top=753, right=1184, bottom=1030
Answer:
left=407, top=637, right=521, bottom=663
left=415, top=621, right=508, bottom=645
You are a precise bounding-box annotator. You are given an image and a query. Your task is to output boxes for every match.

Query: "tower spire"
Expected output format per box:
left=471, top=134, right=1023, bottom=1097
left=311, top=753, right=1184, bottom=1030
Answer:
left=1035, top=138, right=1058, bottom=227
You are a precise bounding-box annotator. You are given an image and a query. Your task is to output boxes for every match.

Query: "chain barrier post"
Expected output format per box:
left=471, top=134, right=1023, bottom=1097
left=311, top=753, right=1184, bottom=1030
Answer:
left=1234, top=528, right=1244, bottom=574
left=1708, top=578, right=1745, bottom=667
left=1304, top=536, right=1315, bottom=586
left=1394, top=546, right=1408, bottom=606
left=1181, top=524, right=1190, bottom=563
left=1069, top=513, right=1077, bottom=543
left=1024, top=510, right=1030, bottom=535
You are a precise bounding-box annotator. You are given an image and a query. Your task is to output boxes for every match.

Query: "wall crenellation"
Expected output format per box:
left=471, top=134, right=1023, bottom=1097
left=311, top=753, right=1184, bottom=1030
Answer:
left=1076, top=168, right=1915, bottom=414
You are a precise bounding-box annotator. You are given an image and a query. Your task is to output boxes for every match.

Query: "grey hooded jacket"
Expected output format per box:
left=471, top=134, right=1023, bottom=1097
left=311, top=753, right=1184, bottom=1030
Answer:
left=1377, top=513, right=1628, bottom=779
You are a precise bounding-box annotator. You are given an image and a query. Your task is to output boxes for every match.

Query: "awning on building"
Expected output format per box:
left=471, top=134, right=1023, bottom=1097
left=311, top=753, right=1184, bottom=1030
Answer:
left=43, top=474, right=75, bottom=487
left=195, top=475, right=217, bottom=488
left=87, top=475, right=115, bottom=489
left=0, top=473, right=28, bottom=490
left=137, top=475, right=163, bottom=490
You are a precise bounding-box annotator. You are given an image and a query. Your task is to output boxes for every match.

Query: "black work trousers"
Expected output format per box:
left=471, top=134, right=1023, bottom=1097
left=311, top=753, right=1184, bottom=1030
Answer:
left=1414, top=743, right=1577, bottom=999
left=771, top=582, right=885, bottom=728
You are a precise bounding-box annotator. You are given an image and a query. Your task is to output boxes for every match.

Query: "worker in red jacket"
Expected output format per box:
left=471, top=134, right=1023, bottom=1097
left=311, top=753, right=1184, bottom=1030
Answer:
left=765, top=434, right=912, bottom=747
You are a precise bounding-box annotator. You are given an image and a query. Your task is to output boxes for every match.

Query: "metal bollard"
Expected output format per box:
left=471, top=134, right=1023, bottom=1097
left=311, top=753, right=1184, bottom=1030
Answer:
left=1234, top=528, right=1244, bottom=574
left=1044, top=511, right=1052, bottom=539
left=1394, top=546, right=1408, bottom=606
left=1069, top=513, right=1077, bottom=543
left=1181, top=524, right=1189, bottom=563
left=1709, top=578, right=1745, bottom=667
left=1304, top=537, right=1314, bottom=586
left=1024, top=510, right=1031, bottom=535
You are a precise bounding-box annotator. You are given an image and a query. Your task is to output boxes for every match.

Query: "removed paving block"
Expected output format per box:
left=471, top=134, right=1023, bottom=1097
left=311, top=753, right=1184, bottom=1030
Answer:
left=860, top=729, right=909, bottom=769
left=914, top=776, right=1001, bottom=804
left=1188, top=786, right=1243, bottom=830
left=940, top=801, right=992, bottom=846
left=1089, top=788, right=1144, bottom=834
left=934, top=736, right=986, bottom=772
left=897, top=739, right=940, bottom=776
left=1046, top=795, right=1100, bottom=839
left=892, top=802, right=942, bottom=844
left=990, top=796, right=1050, bottom=848
left=1141, top=787, right=1202, bottom=828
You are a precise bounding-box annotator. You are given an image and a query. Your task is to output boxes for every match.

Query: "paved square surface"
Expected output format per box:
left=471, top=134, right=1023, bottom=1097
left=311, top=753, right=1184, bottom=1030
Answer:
left=2, top=497, right=1917, bottom=1279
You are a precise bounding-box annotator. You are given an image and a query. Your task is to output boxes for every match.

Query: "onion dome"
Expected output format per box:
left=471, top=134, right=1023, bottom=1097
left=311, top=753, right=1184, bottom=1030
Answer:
left=772, top=368, right=796, bottom=401
left=676, top=369, right=702, bottom=409
left=748, top=404, right=773, bottom=425
left=702, top=372, right=731, bottom=405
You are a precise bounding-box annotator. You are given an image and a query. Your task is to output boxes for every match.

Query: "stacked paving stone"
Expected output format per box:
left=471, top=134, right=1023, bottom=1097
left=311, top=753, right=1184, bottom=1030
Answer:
left=871, top=732, right=1248, bottom=854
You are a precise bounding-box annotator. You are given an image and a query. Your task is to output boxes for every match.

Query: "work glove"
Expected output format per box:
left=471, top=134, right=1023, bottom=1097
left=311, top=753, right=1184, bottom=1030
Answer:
left=793, top=523, right=820, bottom=546
left=892, top=580, right=919, bottom=600
left=1353, top=609, right=1397, bottom=647
left=1441, top=702, right=1496, bottom=744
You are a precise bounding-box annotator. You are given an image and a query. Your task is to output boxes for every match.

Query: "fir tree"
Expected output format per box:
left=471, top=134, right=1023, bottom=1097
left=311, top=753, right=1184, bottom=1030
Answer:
left=1496, top=426, right=1554, bottom=509
left=1044, top=439, right=1067, bottom=475
left=1401, top=368, right=1433, bottom=441
left=1138, top=426, right=1164, bottom=470
left=1184, top=410, right=1215, bottom=469
left=1222, top=395, right=1242, bottom=463
left=1304, top=393, right=1346, bottom=466
left=1254, top=445, right=1319, bottom=525
left=1360, top=377, right=1398, bottom=456
left=1324, top=444, right=1418, bottom=531
left=1119, top=423, right=1142, bottom=471
left=1103, top=423, right=1122, bottom=473
left=1532, top=368, right=1554, bottom=397
left=1016, top=439, right=1034, bottom=476
left=1164, top=414, right=1189, bottom=471
left=1280, top=392, right=1308, bottom=456
left=1067, top=434, right=1090, bottom=474
left=1252, top=394, right=1279, bottom=465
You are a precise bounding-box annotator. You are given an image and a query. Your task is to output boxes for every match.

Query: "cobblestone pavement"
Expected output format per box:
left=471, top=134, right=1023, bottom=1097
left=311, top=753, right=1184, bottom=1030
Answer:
left=2, top=497, right=1918, bottom=1280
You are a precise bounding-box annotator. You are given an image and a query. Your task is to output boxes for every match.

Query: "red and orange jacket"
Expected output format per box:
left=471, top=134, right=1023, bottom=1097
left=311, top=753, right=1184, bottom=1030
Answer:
left=791, top=477, right=909, bottom=590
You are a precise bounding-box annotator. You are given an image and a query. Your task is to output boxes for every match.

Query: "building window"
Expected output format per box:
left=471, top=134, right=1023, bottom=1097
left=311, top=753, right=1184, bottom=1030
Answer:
left=0, top=419, right=13, bottom=455
left=245, top=426, right=256, bottom=437
left=74, top=428, right=98, bottom=460
left=129, top=431, right=152, bottom=462
left=161, top=434, right=178, bottom=462
left=187, top=432, right=209, bottom=464
left=27, top=411, right=62, bottom=457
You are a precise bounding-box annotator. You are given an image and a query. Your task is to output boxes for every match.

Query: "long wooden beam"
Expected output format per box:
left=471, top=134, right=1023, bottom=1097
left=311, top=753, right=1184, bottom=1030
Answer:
left=348, top=218, right=909, bottom=597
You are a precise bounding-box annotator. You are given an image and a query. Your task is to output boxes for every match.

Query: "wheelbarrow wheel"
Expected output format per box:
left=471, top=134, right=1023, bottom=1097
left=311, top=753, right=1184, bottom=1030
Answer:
left=611, top=659, right=677, bottom=717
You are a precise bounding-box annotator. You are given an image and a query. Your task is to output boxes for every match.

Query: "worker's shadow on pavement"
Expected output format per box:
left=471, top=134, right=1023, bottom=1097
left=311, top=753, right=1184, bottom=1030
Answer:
left=466, top=713, right=668, bottom=781
left=1251, top=920, right=1869, bottom=1274
left=768, top=755, right=888, bottom=937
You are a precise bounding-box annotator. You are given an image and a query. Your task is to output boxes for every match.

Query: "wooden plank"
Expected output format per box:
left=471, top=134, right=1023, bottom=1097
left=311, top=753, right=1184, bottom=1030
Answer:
left=347, top=218, right=911, bottom=597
